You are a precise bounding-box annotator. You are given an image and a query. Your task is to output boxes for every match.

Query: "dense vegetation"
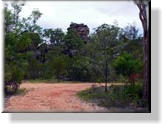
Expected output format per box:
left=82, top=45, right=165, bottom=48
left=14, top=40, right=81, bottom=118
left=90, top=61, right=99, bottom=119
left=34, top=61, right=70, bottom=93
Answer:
left=4, top=2, right=146, bottom=110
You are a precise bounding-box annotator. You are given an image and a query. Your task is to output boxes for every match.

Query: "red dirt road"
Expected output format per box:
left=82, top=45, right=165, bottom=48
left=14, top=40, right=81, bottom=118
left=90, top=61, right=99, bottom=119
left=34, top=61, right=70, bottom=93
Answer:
left=4, top=83, right=108, bottom=112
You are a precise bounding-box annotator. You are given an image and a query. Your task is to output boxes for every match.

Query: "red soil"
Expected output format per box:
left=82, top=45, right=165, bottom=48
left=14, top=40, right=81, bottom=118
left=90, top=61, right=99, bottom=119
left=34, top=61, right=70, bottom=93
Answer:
left=4, top=83, right=108, bottom=112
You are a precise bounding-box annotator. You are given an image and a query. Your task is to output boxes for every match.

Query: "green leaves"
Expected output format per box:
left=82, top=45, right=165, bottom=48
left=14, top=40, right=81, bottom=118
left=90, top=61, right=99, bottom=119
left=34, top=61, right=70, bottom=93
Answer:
left=43, top=28, right=65, bottom=45
left=47, top=55, right=69, bottom=80
left=5, top=62, right=24, bottom=84
left=113, top=52, right=142, bottom=77
left=64, top=29, right=84, bottom=50
left=17, top=32, right=32, bottom=51
left=4, top=3, right=43, bottom=87
left=31, top=10, right=42, bottom=24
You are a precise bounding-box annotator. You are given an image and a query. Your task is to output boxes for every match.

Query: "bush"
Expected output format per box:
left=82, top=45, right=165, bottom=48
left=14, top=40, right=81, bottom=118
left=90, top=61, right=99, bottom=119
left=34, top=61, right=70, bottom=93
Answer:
left=113, top=52, right=142, bottom=76
left=112, top=84, right=143, bottom=106
left=77, top=84, right=144, bottom=108
left=113, top=52, right=142, bottom=85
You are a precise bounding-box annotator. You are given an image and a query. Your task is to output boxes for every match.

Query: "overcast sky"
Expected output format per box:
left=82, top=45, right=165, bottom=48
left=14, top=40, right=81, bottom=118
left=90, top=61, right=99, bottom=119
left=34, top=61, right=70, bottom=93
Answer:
left=5, top=1, right=142, bottom=34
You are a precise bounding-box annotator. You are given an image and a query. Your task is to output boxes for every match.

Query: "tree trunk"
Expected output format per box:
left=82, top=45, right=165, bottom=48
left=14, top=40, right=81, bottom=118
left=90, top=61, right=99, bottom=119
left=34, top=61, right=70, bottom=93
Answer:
left=143, top=32, right=149, bottom=101
left=142, top=16, right=149, bottom=103
left=136, top=2, right=149, bottom=101
left=104, top=60, right=108, bottom=92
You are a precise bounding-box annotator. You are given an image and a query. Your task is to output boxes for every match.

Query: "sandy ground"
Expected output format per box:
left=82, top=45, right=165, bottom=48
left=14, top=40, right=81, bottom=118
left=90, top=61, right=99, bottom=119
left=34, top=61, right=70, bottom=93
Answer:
left=4, top=82, right=109, bottom=112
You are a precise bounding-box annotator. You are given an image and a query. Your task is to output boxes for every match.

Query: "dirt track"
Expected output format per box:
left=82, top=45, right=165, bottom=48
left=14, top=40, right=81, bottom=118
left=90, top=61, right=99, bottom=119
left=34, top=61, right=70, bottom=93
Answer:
left=4, top=83, right=108, bottom=112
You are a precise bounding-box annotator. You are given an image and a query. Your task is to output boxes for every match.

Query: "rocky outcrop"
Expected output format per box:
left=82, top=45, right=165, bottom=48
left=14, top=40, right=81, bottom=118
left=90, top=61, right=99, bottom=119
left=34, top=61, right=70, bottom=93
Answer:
left=67, top=22, right=89, bottom=43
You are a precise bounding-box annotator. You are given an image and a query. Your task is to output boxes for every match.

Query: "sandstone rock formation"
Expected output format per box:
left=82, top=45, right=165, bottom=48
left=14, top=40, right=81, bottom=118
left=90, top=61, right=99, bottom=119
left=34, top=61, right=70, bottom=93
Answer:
left=67, top=22, right=89, bottom=43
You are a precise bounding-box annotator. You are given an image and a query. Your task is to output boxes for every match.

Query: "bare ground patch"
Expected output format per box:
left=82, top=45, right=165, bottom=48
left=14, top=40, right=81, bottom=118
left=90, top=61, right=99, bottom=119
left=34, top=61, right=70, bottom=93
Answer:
left=4, top=82, right=108, bottom=112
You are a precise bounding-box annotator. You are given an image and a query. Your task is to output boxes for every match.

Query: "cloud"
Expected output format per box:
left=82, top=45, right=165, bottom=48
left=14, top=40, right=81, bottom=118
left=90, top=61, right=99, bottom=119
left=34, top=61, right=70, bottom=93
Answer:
left=6, top=1, right=143, bottom=33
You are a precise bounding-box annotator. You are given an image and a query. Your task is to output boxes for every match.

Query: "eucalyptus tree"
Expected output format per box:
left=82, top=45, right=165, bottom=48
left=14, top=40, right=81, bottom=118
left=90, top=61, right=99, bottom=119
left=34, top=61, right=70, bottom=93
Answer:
left=90, top=24, right=120, bottom=92
left=135, top=0, right=149, bottom=101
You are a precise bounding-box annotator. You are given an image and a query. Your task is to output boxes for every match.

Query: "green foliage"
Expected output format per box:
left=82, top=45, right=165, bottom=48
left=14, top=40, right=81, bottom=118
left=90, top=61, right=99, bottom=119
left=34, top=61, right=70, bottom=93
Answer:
left=4, top=4, right=14, bottom=33
left=78, top=84, right=143, bottom=108
left=66, top=56, right=90, bottom=81
left=121, top=38, right=143, bottom=60
left=5, top=32, right=29, bottom=84
left=64, top=29, right=85, bottom=56
left=31, top=10, right=42, bottom=24
left=21, top=9, right=42, bottom=33
left=17, top=32, right=32, bottom=51
left=122, top=85, right=143, bottom=102
left=43, top=28, right=65, bottom=45
left=4, top=2, right=43, bottom=95
left=48, top=55, right=69, bottom=80
left=28, top=32, right=41, bottom=48
left=95, top=24, right=120, bottom=46
left=123, top=24, right=139, bottom=40
left=27, top=57, right=42, bottom=79
left=5, top=63, right=23, bottom=84
left=113, top=52, right=142, bottom=77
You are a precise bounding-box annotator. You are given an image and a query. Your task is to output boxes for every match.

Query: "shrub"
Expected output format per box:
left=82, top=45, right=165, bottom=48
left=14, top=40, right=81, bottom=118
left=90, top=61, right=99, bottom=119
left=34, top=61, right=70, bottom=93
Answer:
left=77, top=84, right=143, bottom=108
left=113, top=52, right=142, bottom=85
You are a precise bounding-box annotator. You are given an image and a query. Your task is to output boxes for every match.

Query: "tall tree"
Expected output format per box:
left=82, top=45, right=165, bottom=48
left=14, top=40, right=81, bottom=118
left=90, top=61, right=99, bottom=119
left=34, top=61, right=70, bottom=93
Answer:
left=135, top=0, right=149, bottom=101
left=92, top=24, right=120, bottom=92
left=4, top=2, right=43, bottom=94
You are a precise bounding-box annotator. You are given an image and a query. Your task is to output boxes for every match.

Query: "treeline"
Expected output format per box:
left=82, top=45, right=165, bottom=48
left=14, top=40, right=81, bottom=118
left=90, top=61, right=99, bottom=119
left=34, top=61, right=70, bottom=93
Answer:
left=4, top=3, right=143, bottom=94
